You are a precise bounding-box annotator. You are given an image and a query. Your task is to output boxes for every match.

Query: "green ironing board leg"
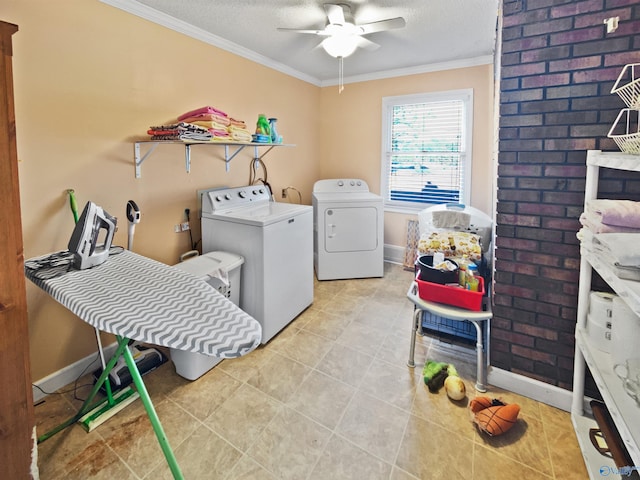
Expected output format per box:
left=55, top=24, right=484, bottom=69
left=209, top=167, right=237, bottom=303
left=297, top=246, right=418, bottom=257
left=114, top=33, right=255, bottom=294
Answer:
left=118, top=336, right=184, bottom=480
left=37, top=337, right=130, bottom=443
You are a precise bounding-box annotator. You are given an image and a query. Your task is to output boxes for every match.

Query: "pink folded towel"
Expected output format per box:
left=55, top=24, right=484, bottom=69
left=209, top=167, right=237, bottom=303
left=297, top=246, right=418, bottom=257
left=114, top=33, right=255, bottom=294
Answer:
left=180, top=113, right=231, bottom=126
left=579, top=211, right=640, bottom=234
left=209, top=128, right=230, bottom=137
left=586, top=199, right=640, bottom=228
left=178, top=106, right=228, bottom=122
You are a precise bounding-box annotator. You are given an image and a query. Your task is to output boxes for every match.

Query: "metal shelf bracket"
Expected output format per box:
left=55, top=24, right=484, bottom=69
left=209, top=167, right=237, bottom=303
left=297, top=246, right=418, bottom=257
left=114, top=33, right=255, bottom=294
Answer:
left=223, top=145, right=248, bottom=172
left=134, top=142, right=159, bottom=179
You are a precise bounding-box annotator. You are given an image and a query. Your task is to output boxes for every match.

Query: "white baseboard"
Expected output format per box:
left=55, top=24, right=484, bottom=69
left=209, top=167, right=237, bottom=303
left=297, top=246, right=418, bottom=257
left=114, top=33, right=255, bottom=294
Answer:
left=384, top=244, right=406, bottom=265
left=32, top=342, right=118, bottom=403
left=487, top=366, right=573, bottom=412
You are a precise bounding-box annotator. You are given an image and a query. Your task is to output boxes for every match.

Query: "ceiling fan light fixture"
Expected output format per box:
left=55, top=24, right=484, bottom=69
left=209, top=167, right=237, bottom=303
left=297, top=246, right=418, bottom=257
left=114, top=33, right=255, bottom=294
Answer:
left=322, top=34, right=359, bottom=58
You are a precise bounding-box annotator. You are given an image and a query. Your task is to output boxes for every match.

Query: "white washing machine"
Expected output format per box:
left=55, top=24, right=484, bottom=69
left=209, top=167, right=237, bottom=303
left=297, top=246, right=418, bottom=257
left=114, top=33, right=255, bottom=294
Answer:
left=201, top=185, right=313, bottom=344
left=312, top=179, right=384, bottom=280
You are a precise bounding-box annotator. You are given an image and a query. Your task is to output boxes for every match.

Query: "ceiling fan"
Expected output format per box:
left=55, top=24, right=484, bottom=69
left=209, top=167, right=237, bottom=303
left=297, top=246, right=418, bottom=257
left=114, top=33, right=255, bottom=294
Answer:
left=277, top=3, right=406, bottom=58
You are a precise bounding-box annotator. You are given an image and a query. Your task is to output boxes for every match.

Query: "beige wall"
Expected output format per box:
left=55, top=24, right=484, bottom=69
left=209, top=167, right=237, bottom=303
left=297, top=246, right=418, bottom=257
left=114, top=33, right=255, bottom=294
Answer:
left=319, top=65, right=495, bottom=249
left=2, top=0, right=494, bottom=381
left=3, top=0, right=321, bottom=380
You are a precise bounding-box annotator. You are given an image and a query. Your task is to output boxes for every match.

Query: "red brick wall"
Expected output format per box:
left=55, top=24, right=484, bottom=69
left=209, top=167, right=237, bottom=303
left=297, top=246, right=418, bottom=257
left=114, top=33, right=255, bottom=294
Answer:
left=494, top=0, right=640, bottom=389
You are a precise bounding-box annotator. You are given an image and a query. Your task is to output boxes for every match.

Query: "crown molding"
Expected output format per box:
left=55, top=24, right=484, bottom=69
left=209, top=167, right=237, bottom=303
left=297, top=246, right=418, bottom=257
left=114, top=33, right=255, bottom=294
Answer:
left=321, top=55, right=495, bottom=88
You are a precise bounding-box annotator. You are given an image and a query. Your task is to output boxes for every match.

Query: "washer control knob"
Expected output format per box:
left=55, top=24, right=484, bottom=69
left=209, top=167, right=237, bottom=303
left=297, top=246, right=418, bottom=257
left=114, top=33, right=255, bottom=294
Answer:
left=252, top=189, right=258, bottom=195
left=224, top=194, right=231, bottom=200
left=259, top=188, right=265, bottom=194
left=356, top=181, right=362, bottom=186
left=238, top=190, right=247, bottom=198
left=350, top=180, right=355, bottom=186
left=215, top=195, right=223, bottom=202
left=337, top=180, right=344, bottom=187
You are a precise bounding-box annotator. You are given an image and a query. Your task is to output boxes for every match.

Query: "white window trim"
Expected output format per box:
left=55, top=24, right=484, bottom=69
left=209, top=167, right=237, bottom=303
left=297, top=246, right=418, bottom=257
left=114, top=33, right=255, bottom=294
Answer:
left=380, top=88, right=473, bottom=213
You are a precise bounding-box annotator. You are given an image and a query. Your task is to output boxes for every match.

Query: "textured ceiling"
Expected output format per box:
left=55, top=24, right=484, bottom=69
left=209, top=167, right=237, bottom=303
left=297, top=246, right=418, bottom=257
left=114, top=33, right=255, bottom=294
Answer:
left=103, top=0, right=500, bottom=85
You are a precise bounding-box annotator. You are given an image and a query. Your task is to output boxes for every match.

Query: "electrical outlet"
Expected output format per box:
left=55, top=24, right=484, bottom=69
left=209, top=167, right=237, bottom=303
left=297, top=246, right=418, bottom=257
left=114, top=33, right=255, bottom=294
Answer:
left=282, top=188, right=287, bottom=198
left=181, top=222, right=190, bottom=231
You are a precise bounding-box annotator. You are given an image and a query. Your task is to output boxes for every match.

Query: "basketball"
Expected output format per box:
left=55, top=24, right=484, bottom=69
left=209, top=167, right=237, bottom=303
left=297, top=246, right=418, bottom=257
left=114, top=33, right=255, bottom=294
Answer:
left=469, top=396, right=494, bottom=413
left=474, top=403, right=520, bottom=436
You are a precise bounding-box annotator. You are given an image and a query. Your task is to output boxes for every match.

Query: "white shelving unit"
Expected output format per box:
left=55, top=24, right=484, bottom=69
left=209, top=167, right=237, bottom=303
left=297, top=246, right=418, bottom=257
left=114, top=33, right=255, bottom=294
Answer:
left=133, top=140, right=294, bottom=178
left=571, top=149, right=640, bottom=478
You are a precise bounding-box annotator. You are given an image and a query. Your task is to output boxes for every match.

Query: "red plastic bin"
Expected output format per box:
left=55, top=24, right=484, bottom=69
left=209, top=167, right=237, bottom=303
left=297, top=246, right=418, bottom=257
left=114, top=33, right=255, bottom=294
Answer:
left=416, top=275, right=485, bottom=311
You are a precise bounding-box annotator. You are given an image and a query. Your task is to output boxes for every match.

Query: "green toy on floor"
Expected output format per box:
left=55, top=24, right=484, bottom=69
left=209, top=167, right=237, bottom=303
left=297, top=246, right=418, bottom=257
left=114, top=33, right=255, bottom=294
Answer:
left=422, top=360, right=466, bottom=400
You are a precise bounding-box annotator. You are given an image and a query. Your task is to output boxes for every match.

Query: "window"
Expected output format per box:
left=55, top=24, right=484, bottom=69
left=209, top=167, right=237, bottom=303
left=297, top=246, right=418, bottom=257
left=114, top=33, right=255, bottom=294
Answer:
left=381, top=89, right=473, bottom=212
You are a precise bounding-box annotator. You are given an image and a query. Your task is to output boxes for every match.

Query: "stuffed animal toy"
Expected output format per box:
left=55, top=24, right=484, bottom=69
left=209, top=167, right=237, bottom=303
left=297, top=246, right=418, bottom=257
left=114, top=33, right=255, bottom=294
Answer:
left=423, top=361, right=467, bottom=400
left=469, top=396, right=520, bottom=436
left=443, top=364, right=466, bottom=400
left=422, top=360, right=448, bottom=390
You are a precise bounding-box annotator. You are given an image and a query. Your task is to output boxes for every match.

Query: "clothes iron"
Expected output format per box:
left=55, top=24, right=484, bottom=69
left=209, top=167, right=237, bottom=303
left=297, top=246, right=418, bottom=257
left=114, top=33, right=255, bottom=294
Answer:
left=67, top=201, right=116, bottom=270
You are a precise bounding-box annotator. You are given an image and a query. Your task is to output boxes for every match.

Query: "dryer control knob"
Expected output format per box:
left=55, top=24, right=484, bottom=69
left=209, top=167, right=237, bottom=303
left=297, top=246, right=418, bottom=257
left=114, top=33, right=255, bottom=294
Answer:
left=215, top=195, right=223, bottom=202
left=337, top=180, right=344, bottom=186
left=259, top=188, right=265, bottom=194
left=238, top=190, right=247, bottom=198
left=357, top=181, right=362, bottom=186
left=350, top=180, right=355, bottom=186
left=224, top=194, right=231, bottom=200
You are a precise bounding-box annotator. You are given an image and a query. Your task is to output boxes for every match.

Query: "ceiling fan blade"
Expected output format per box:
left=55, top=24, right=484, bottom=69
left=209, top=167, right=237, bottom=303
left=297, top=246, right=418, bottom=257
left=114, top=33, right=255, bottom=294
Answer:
left=277, top=27, right=329, bottom=35
left=325, top=4, right=346, bottom=25
left=355, top=36, right=380, bottom=51
left=359, top=17, right=406, bottom=35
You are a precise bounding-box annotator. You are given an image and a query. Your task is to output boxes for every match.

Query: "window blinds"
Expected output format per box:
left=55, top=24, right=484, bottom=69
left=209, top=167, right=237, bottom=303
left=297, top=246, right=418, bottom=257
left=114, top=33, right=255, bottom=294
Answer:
left=387, top=99, right=465, bottom=205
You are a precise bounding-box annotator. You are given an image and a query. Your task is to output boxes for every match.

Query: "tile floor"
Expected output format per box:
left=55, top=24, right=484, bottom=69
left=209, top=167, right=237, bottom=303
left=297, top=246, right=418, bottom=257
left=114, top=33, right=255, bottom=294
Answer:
left=34, top=262, right=588, bottom=479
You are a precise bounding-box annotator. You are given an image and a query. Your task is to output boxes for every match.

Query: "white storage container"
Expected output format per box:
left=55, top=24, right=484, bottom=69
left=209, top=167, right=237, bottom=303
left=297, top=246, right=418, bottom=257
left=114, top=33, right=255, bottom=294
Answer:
left=170, top=251, right=244, bottom=380
left=612, top=295, right=640, bottom=366
left=586, top=291, right=615, bottom=353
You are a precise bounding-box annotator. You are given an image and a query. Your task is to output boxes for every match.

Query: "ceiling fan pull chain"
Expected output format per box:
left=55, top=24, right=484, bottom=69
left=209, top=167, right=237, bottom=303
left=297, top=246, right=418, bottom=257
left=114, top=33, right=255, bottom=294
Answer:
left=339, top=56, right=344, bottom=94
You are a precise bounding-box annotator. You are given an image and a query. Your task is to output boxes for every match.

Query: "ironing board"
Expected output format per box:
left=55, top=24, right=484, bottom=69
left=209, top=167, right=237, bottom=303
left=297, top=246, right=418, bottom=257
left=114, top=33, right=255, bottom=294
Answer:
left=25, top=249, right=262, bottom=480
left=407, top=280, right=491, bottom=392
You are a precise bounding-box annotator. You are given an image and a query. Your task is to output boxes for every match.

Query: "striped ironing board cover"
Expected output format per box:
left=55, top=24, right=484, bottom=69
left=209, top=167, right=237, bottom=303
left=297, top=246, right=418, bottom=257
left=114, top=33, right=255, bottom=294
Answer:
left=25, top=250, right=262, bottom=358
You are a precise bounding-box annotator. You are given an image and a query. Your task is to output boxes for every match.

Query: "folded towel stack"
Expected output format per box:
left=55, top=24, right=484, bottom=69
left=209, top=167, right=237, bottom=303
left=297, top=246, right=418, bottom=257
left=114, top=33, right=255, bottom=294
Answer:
left=228, top=117, right=252, bottom=141
left=585, top=199, right=640, bottom=230
left=147, top=122, right=212, bottom=142
left=148, top=106, right=254, bottom=143
left=178, top=106, right=230, bottom=125
left=179, top=106, right=231, bottom=141
left=229, top=125, right=252, bottom=142
left=580, top=199, right=640, bottom=234
left=578, top=199, right=640, bottom=281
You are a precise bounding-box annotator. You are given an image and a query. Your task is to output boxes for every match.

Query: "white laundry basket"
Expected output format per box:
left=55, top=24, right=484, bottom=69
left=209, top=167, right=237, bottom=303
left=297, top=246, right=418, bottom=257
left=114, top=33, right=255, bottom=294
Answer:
left=170, top=251, right=244, bottom=380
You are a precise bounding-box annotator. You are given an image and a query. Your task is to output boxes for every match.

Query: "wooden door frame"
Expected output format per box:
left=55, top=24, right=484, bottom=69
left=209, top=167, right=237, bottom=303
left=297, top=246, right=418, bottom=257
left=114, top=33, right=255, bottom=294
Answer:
left=0, top=19, right=37, bottom=479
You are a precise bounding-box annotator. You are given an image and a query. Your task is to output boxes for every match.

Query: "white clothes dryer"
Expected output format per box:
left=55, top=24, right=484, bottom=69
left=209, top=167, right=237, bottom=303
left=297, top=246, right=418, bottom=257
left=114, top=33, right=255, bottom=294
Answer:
left=313, top=179, right=384, bottom=280
left=201, top=185, right=313, bottom=344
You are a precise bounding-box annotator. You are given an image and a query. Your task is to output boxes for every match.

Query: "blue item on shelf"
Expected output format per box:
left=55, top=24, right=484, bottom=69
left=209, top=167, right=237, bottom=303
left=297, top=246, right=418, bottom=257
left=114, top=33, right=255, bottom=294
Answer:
left=252, top=134, right=271, bottom=143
